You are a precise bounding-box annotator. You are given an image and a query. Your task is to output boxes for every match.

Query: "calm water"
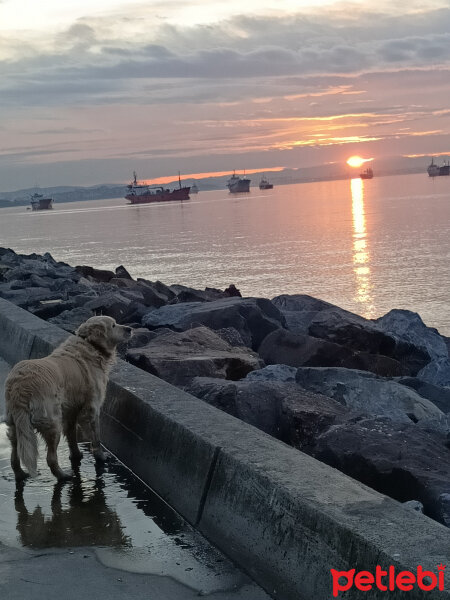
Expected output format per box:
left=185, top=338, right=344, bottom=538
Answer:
left=0, top=173, right=449, bottom=334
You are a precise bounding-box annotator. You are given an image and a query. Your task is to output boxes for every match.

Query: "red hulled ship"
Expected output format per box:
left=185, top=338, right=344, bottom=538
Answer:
left=125, top=172, right=190, bottom=204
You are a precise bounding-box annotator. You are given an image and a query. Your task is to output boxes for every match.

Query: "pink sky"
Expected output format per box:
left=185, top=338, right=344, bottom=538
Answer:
left=0, top=0, right=449, bottom=191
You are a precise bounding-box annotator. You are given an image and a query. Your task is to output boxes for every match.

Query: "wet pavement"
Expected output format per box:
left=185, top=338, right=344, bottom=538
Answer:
left=0, top=357, right=271, bottom=600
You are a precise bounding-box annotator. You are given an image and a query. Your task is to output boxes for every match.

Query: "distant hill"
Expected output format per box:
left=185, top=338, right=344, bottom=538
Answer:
left=0, top=154, right=444, bottom=208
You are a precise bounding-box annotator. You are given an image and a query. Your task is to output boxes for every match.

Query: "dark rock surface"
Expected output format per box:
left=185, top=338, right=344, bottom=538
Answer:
left=126, top=326, right=263, bottom=386
left=295, top=366, right=445, bottom=429
left=312, top=415, right=450, bottom=527
left=273, top=294, right=431, bottom=375
left=186, top=377, right=347, bottom=449
left=396, top=376, right=450, bottom=414
left=259, top=328, right=404, bottom=376
left=142, top=297, right=286, bottom=350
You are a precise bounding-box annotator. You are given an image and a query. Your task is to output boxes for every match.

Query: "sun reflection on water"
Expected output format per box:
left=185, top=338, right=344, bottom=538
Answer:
left=350, top=177, right=374, bottom=316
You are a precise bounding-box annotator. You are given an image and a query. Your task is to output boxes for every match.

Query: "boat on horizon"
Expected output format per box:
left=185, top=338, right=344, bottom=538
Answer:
left=360, top=167, right=373, bottom=180
left=30, top=192, right=53, bottom=210
left=227, top=171, right=251, bottom=193
left=427, top=157, right=450, bottom=177
left=259, top=175, right=273, bottom=190
left=190, top=182, right=199, bottom=194
left=125, top=171, right=190, bottom=204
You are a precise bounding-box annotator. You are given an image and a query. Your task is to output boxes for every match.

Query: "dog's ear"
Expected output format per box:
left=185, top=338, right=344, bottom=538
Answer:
left=76, top=321, right=107, bottom=344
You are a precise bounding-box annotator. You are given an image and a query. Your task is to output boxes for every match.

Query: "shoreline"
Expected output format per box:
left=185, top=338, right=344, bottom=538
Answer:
left=0, top=246, right=449, bottom=530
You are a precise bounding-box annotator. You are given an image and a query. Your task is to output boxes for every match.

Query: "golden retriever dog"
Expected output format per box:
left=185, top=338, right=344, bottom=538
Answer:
left=5, top=316, right=132, bottom=481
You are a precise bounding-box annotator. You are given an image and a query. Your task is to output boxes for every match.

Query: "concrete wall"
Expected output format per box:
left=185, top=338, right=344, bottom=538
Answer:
left=0, top=297, right=449, bottom=600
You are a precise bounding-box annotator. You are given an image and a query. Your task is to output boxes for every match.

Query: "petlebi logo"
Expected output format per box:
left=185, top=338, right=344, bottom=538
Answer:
left=330, top=564, right=446, bottom=596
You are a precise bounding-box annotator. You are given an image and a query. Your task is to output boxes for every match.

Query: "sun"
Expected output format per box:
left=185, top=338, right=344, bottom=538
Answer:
left=347, top=156, right=373, bottom=168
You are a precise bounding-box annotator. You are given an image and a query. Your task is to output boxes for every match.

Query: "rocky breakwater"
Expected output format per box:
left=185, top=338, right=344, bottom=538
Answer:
left=0, top=247, right=449, bottom=526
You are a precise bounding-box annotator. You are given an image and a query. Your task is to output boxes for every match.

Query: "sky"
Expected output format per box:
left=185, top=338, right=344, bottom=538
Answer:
left=1, top=0, right=450, bottom=191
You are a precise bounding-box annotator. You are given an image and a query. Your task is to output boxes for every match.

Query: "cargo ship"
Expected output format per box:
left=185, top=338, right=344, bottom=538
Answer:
left=227, top=171, right=251, bottom=193
left=30, top=192, right=53, bottom=210
left=259, top=176, right=273, bottom=190
left=125, top=172, right=190, bottom=204
left=359, top=167, right=373, bottom=180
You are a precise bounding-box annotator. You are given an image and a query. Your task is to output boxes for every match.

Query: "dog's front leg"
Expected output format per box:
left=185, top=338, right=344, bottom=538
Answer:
left=80, top=407, right=108, bottom=462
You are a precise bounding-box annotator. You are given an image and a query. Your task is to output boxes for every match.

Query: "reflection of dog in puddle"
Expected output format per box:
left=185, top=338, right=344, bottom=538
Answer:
left=14, top=468, right=130, bottom=548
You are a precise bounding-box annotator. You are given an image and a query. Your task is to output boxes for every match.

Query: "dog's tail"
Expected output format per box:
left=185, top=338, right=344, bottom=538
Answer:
left=12, top=409, right=38, bottom=477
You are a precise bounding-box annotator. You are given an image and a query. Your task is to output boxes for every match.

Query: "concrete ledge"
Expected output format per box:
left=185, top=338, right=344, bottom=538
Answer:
left=0, top=297, right=449, bottom=600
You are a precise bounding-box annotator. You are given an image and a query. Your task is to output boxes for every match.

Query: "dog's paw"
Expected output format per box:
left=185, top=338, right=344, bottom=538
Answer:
left=14, top=470, right=30, bottom=483
left=93, top=449, right=110, bottom=463
left=56, top=469, right=74, bottom=482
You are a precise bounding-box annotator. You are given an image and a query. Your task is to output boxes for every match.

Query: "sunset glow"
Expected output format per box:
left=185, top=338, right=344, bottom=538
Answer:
left=346, top=156, right=373, bottom=168
left=139, top=167, right=285, bottom=186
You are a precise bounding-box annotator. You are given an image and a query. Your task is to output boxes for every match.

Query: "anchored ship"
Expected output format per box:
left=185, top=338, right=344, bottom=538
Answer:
left=30, top=192, right=53, bottom=210
left=125, top=171, right=190, bottom=204
left=359, top=167, right=373, bottom=180
left=259, top=176, right=273, bottom=190
left=227, top=171, right=251, bottom=193
left=427, top=158, right=449, bottom=177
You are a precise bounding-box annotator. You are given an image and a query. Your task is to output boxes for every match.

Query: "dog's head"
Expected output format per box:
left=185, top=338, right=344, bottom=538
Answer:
left=76, top=316, right=132, bottom=354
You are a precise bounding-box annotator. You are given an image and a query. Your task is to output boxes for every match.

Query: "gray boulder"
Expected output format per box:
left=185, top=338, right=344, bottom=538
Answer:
left=48, top=307, right=93, bottom=332
left=84, top=292, right=134, bottom=323
left=273, top=294, right=430, bottom=375
left=295, top=367, right=445, bottom=428
left=136, top=280, right=172, bottom=307
left=142, top=297, right=286, bottom=350
left=115, top=265, right=133, bottom=279
left=75, top=265, right=115, bottom=282
left=137, top=278, right=176, bottom=302
left=417, top=358, right=450, bottom=388
left=126, top=326, right=263, bottom=386
left=258, top=329, right=404, bottom=376
left=375, top=309, right=448, bottom=361
left=312, top=416, right=450, bottom=527
left=186, top=377, right=346, bottom=449
left=396, top=377, right=450, bottom=414
left=244, top=365, right=298, bottom=383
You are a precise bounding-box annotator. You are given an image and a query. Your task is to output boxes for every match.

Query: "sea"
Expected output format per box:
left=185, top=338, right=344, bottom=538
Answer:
left=0, top=172, right=449, bottom=335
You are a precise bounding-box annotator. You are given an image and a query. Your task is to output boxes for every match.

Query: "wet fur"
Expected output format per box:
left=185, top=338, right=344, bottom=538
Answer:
left=5, top=316, right=132, bottom=481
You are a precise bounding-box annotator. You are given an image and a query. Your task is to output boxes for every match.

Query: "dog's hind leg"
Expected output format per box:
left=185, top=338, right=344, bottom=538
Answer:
left=63, top=415, right=82, bottom=464
left=42, top=429, right=72, bottom=481
left=7, top=424, right=29, bottom=482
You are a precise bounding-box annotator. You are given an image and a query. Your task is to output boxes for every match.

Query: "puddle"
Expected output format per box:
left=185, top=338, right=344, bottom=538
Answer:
left=0, top=423, right=251, bottom=595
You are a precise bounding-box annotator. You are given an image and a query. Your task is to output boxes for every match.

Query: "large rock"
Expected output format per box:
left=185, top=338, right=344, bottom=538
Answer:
left=417, top=358, right=450, bottom=388
left=258, top=329, right=404, bottom=376
left=396, top=377, right=450, bottom=414
left=295, top=367, right=445, bottom=429
left=75, top=265, right=115, bottom=282
left=168, top=284, right=242, bottom=303
left=376, top=310, right=450, bottom=386
left=136, top=280, right=171, bottom=308
left=312, top=416, right=450, bottom=527
left=137, top=278, right=176, bottom=302
left=83, top=292, right=134, bottom=323
left=375, top=309, right=448, bottom=361
left=142, top=297, right=286, bottom=350
left=273, top=294, right=430, bottom=375
left=244, top=365, right=298, bottom=383
left=186, top=377, right=346, bottom=449
left=0, top=285, right=62, bottom=308
left=126, top=326, right=263, bottom=386
left=48, top=307, right=94, bottom=332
